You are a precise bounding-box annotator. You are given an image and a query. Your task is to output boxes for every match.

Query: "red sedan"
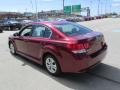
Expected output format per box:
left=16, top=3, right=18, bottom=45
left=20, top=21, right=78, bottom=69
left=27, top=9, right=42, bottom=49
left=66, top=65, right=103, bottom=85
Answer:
left=9, top=21, right=107, bottom=75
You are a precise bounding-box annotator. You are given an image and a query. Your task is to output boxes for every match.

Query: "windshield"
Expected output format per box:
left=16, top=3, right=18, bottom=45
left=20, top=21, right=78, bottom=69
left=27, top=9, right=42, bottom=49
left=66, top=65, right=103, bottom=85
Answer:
left=54, top=22, right=92, bottom=36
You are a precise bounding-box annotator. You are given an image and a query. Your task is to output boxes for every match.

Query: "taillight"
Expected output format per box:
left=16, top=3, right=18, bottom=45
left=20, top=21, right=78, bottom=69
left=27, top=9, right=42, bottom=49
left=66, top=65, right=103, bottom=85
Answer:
left=67, top=43, right=89, bottom=54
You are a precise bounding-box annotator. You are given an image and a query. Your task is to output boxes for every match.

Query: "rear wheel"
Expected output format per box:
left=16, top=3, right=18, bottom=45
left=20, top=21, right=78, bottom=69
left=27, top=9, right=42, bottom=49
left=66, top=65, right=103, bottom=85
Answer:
left=44, top=55, right=61, bottom=76
left=9, top=43, right=16, bottom=55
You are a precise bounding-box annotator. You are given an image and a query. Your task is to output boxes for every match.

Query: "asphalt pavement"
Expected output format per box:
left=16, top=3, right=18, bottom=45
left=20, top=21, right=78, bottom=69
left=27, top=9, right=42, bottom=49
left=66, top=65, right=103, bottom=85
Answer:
left=0, top=18, right=120, bottom=90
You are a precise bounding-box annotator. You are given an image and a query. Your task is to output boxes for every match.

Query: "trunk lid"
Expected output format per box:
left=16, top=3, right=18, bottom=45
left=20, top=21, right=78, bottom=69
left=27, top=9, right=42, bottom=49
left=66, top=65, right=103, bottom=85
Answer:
left=72, top=32, right=104, bottom=55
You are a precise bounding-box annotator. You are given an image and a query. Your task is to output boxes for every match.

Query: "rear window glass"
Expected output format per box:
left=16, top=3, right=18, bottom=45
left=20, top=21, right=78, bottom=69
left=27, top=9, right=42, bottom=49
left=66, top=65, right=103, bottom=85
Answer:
left=53, top=22, right=92, bottom=36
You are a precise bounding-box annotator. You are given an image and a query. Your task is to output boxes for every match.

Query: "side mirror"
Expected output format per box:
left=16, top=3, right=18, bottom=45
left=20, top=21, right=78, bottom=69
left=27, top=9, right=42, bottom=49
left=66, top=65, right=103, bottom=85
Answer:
left=13, top=32, right=19, bottom=36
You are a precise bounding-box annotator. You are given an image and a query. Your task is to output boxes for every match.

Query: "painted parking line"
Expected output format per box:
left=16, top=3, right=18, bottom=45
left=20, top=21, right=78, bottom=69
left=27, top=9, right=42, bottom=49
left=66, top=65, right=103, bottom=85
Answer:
left=112, top=29, right=120, bottom=32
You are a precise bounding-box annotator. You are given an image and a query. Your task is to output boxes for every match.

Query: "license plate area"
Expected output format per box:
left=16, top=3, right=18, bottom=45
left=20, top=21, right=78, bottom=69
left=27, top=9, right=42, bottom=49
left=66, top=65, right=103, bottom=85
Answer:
left=87, top=41, right=102, bottom=55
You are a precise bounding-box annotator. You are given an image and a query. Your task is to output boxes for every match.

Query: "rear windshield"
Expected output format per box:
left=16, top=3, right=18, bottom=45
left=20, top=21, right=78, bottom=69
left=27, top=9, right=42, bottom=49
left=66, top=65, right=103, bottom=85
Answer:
left=54, top=22, right=92, bottom=36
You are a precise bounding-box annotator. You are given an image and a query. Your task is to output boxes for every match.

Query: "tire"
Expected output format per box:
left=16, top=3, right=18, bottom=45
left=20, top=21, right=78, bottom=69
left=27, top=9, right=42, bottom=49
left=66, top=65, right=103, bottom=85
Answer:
left=0, top=30, right=2, bottom=33
left=9, top=43, right=16, bottom=55
left=44, top=54, right=61, bottom=76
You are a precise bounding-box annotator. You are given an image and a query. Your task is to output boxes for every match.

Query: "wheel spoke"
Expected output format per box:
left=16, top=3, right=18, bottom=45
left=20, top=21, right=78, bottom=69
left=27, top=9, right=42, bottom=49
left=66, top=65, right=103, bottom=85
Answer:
left=51, top=65, right=57, bottom=70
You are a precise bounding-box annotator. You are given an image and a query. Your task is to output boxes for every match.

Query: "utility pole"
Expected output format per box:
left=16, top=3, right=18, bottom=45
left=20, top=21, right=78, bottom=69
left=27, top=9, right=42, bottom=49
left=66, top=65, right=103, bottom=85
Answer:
left=100, top=1, right=103, bottom=15
left=35, top=0, right=38, bottom=19
left=30, top=0, right=34, bottom=12
left=109, top=0, right=112, bottom=14
left=98, top=0, right=100, bottom=16
left=105, top=0, right=107, bottom=14
left=63, top=0, right=65, bottom=13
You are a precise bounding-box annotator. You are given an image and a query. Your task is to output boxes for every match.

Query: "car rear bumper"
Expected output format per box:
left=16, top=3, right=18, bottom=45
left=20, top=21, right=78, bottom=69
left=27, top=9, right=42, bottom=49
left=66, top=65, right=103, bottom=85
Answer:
left=74, top=48, right=107, bottom=73
left=60, top=44, right=107, bottom=73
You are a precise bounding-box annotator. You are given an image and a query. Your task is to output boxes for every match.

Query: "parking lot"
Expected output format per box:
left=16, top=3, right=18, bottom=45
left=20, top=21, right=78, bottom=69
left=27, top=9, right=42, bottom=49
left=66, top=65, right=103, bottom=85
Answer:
left=0, top=18, right=120, bottom=90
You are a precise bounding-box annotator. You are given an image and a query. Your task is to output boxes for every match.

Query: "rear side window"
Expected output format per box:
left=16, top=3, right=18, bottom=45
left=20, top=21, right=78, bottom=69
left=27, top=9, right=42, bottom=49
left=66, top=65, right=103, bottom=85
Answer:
left=32, top=25, right=52, bottom=38
left=54, top=22, right=92, bottom=36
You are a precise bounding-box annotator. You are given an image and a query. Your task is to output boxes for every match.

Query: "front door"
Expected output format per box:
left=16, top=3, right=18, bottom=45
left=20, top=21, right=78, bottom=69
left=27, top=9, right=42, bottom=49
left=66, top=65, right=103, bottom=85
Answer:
left=14, top=25, right=32, bottom=54
left=27, top=25, right=52, bottom=60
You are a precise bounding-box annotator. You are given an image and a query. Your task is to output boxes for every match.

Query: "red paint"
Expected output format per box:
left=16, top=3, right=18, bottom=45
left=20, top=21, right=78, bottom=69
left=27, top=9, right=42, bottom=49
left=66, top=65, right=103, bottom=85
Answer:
left=9, top=21, right=107, bottom=73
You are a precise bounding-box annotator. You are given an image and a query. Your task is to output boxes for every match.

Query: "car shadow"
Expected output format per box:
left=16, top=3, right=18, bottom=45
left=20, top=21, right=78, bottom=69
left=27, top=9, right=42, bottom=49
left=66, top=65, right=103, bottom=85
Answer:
left=12, top=55, right=120, bottom=90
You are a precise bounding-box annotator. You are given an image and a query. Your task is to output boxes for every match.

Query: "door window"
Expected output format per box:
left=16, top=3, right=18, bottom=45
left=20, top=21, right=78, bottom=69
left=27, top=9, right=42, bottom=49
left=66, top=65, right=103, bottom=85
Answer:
left=20, top=26, right=32, bottom=36
left=32, top=25, right=52, bottom=38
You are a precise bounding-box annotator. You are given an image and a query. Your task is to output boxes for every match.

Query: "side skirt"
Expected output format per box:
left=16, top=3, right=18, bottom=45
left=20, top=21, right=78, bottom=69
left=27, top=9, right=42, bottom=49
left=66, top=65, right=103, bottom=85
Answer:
left=16, top=51, right=42, bottom=65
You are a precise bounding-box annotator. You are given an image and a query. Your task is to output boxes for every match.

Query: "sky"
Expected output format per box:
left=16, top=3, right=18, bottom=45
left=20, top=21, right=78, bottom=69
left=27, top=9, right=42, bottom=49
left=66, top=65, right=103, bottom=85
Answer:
left=0, top=0, right=120, bottom=16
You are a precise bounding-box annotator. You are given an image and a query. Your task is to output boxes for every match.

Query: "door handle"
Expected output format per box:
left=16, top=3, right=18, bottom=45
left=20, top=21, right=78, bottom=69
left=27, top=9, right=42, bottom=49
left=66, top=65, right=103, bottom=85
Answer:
left=19, top=36, right=30, bottom=42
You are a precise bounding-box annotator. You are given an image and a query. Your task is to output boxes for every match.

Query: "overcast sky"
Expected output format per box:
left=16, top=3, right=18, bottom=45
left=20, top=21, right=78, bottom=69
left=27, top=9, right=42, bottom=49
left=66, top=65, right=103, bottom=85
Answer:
left=0, top=0, right=119, bottom=16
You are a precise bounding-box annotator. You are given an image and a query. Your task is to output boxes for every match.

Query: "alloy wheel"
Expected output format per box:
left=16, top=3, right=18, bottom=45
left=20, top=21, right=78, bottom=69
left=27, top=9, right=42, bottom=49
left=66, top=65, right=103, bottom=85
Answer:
left=10, top=43, right=15, bottom=54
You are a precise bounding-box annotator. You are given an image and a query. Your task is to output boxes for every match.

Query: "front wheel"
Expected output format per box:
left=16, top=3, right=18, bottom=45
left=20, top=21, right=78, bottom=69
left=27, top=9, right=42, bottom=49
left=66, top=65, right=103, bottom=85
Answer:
left=44, top=55, right=61, bottom=76
left=9, top=43, right=16, bottom=55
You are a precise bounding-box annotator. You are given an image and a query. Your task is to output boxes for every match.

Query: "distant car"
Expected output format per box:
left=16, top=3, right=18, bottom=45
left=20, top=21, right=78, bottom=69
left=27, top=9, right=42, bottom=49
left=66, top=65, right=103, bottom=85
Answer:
left=66, top=17, right=82, bottom=22
left=0, top=27, right=3, bottom=33
left=111, top=15, right=118, bottom=18
left=56, top=18, right=66, bottom=21
left=34, top=18, right=63, bottom=22
left=66, top=17, right=76, bottom=22
left=33, top=19, right=44, bottom=22
left=20, top=20, right=33, bottom=26
left=2, top=20, right=22, bottom=30
left=9, top=21, right=107, bottom=75
left=0, top=20, right=3, bottom=33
